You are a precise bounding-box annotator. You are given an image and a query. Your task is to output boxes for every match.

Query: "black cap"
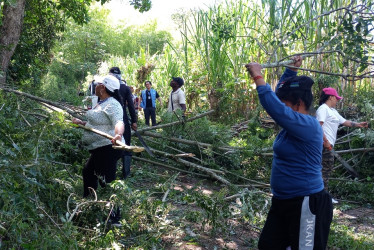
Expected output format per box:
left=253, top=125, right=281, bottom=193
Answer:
left=172, top=77, right=184, bottom=87
left=277, top=75, right=314, bottom=92
left=109, top=67, right=121, bottom=74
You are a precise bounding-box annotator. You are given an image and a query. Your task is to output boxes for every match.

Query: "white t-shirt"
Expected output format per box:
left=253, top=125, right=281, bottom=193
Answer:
left=167, top=88, right=186, bottom=112
left=316, top=103, right=346, bottom=146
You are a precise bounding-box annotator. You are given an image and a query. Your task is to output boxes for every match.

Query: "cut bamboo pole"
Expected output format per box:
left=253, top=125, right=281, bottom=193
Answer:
left=140, top=131, right=236, bottom=151
left=175, top=158, right=231, bottom=185
left=72, top=123, right=144, bottom=153
left=132, top=156, right=209, bottom=178
left=134, top=110, right=215, bottom=134
left=0, top=87, right=84, bottom=120
left=150, top=148, right=224, bottom=174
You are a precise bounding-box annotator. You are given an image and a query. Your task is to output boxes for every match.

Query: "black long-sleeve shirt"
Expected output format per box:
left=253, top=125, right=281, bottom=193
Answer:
left=119, top=84, right=137, bottom=124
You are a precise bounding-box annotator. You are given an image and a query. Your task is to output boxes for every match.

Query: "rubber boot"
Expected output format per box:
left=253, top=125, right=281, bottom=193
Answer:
left=122, top=155, right=131, bottom=179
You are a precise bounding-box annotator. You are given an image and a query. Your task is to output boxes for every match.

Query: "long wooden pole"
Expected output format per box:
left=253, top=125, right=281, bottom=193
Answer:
left=0, top=87, right=85, bottom=120
left=72, top=123, right=144, bottom=153
left=133, top=110, right=215, bottom=134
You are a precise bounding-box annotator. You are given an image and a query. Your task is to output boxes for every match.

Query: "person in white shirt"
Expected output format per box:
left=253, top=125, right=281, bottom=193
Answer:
left=316, top=87, right=368, bottom=195
left=167, top=77, right=186, bottom=114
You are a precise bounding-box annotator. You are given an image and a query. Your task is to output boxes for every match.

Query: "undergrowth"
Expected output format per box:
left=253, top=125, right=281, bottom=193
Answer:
left=1, top=91, right=374, bottom=248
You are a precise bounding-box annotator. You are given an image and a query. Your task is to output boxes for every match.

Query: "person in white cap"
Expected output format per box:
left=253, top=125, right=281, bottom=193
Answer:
left=316, top=87, right=368, bottom=203
left=72, top=74, right=125, bottom=225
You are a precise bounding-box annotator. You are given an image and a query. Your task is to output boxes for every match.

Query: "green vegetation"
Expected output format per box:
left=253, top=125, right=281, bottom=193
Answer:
left=1, top=0, right=374, bottom=248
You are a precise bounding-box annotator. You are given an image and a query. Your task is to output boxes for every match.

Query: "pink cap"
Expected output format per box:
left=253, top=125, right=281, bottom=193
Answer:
left=323, top=87, right=343, bottom=100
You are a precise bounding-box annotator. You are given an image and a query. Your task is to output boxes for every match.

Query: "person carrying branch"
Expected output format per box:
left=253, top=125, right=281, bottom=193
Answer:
left=72, top=74, right=124, bottom=225
left=316, top=87, right=368, bottom=203
left=245, top=56, right=333, bottom=250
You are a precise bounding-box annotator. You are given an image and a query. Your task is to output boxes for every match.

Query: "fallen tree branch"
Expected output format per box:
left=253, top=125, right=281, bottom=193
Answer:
left=143, top=137, right=205, bottom=164
left=257, top=147, right=374, bottom=158
left=134, top=110, right=215, bottom=134
left=132, top=156, right=209, bottom=178
left=150, top=148, right=224, bottom=174
left=224, top=190, right=270, bottom=201
left=135, top=147, right=230, bottom=185
left=0, top=87, right=84, bottom=120
left=329, top=177, right=361, bottom=182
left=141, top=131, right=237, bottom=152
left=176, top=158, right=231, bottom=185
left=334, top=148, right=374, bottom=154
left=20, top=113, right=32, bottom=127
left=19, top=109, right=49, bottom=119
left=71, top=122, right=144, bottom=153
left=162, top=173, right=179, bottom=203
left=223, top=170, right=270, bottom=188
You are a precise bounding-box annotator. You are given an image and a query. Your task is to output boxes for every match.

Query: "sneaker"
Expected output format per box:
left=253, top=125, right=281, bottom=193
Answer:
left=110, top=220, right=122, bottom=227
left=332, top=198, right=339, bottom=204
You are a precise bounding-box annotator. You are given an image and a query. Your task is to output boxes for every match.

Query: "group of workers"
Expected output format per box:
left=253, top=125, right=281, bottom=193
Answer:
left=73, top=58, right=368, bottom=248
left=72, top=67, right=186, bottom=225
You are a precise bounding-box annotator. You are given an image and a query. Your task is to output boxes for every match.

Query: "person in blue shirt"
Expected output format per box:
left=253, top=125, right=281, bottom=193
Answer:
left=139, top=80, right=162, bottom=126
left=246, top=56, right=333, bottom=250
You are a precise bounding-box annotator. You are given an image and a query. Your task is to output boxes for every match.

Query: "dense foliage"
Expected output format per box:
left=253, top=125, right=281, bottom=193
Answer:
left=1, top=0, right=374, bottom=248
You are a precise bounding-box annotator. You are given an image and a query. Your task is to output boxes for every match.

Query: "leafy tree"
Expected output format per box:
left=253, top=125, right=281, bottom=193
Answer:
left=130, top=0, right=152, bottom=13
left=42, top=8, right=171, bottom=98
left=0, top=0, right=154, bottom=86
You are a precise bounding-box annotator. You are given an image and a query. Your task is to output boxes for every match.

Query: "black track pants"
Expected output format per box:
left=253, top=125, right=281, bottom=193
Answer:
left=258, top=190, right=333, bottom=250
left=83, top=144, right=123, bottom=197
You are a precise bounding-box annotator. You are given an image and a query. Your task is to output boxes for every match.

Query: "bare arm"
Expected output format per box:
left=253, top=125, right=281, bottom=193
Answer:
left=138, top=96, right=142, bottom=110
left=245, top=63, right=266, bottom=87
left=342, top=120, right=368, bottom=128
left=319, top=121, right=332, bottom=150
left=180, top=104, right=186, bottom=113
left=72, top=118, right=86, bottom=126
left=111, top=122, right=125, bottom=144
left=157, top=97, right=162, bottom=107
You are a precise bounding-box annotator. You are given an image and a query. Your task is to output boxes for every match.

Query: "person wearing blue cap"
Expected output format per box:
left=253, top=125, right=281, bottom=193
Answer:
left=246, top=56, right=333, bottom=250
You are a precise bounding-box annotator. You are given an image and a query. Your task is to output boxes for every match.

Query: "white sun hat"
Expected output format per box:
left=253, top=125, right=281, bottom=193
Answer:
left=96, top=75, right=120, bottom=92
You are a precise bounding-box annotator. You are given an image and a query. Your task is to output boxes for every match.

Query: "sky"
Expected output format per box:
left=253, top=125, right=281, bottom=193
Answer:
left=103, top=0, right=222, bottom=33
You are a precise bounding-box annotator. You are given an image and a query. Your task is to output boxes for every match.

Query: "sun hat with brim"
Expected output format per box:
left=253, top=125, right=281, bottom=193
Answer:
left=96, top=75, right=120, bottom=92
left=322, top=87, right=343, bottom=100
left=277, top=75, right=314, bottom=92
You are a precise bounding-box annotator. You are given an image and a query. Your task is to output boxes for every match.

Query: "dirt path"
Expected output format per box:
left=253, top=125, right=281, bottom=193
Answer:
left=134, top=166, right=374, bottom=249
left=164, top=177, right=374, bottom=249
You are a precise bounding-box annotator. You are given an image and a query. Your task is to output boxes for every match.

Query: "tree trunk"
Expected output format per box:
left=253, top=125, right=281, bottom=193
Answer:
left=0, top=0, right=26, bottom=85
